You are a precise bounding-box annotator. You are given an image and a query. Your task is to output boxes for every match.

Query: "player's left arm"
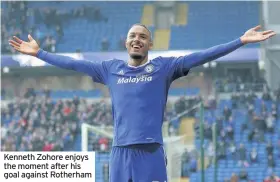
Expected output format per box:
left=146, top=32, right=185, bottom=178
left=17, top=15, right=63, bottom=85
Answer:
left=179, top=25, right=276, bottom=70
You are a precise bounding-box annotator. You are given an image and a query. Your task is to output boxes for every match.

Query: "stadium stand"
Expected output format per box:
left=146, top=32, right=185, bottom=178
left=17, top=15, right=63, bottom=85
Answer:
left=36, top=89, right=103, bottom=99
left=2, top=1, right=259, bottom=53
left=187, top=91, right=280, bottom=182
left=2, top=1, right=148, bottom=53
left=170, top=1, right=260, bottom=50
left=1, top=88, right=198, bottom=149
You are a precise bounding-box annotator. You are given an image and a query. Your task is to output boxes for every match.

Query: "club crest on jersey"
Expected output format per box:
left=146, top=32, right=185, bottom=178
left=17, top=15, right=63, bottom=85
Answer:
left=117, top=70, right=124, bottom=75
left=145, top=65, right=154, bottom=73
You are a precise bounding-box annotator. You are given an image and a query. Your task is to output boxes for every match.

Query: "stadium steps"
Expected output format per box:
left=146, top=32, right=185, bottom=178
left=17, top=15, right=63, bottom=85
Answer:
left=179, top=117, right=195, bottom=144
left=152, top=29, right=170, bottom=50
left=175, top=3, right=188, bottom=25
left=141, top=4, right=154, bottom=26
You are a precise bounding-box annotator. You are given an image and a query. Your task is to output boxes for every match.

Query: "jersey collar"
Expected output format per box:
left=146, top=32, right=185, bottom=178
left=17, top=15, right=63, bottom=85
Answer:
left=126, top=60, right=151, bottom=68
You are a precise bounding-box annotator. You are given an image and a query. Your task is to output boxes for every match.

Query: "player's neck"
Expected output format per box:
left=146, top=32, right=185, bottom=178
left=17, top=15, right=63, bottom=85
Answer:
left=128, top=57, right=148, bottom=67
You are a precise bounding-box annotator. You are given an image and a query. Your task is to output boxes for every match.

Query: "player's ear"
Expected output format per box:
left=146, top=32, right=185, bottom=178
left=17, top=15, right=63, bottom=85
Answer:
left=125, top=39, right=129, bottom=49
left=149, top=41, right=153, bottom=50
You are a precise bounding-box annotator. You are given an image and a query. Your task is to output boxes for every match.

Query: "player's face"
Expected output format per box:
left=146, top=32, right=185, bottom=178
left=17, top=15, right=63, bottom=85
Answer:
left=126, top=25, right=152, bottom=60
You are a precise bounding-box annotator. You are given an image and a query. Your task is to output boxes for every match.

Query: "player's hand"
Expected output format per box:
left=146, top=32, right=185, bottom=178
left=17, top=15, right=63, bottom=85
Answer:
left=9, top=34, right=40, bottom=57
left=240, top=25, right=276, bottom=44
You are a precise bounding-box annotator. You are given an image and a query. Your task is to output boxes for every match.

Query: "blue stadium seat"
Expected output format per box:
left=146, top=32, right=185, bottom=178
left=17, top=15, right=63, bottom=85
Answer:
left=170, top=1, right=260, bottom=50
left=3, top=1, right=260, bottom=53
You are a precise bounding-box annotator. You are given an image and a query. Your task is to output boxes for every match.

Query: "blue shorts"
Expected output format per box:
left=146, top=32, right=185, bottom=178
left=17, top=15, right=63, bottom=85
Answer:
left=109, top=144, right=167, bottom=182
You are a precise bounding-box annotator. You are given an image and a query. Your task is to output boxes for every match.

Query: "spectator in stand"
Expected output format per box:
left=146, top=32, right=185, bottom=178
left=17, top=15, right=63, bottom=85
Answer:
left=226, top=117, right=234, bottom=141
left=220, top=130, right=227, bottom=142
left=248, top=102, right=254, bottom=116
left=253, top=113, right=265, bottom=142
left=207, top=142, right=214, bottom=167
left=267, top=155, right=275, bottom=169
left=261, top=101, right=267, bottom=113
left=99, top=137, right=109, bottom=153
left=193, top=119, right=200, bottom=139
left=43, top=140, right=54, bottom=151
left=242, top=108, right=253, bottom=132
left=218, top=141, right=226, bottom=160
left=238, top=143, right=248, bottom=167
left=189, top=156, right=197, bottom=173
left=266, top=113, right=275, bottom=133
left=204, top=123, right=212, bottom=140
left=231, top=93, right=238, bottom=109
left=224, top=178, right=230, bottom=182
left=181, top=149, right=190, bottom=177
left=238, top=92, right=246, bottom=106
left=118, top=35, right=126, bottom=50
left=229, top=142, right=237, bottom=160
left=246, top=91, right=257, bottom=105
left=271, top=104, right=278, bottom=120
left=103, top=163, right=109, bottom=182
left=168, top=124, right=176, bottom=136
left=239, top=168, right=248, bottom=180
left=230, top=173, right=238, bottom=182
left=250, top=148, right=258, bottom=164
left=91, top=135, right=100, bottom=151
left=55, top=25, right=64, bottom=41
left=262, top=91, right=272, bottom=101
left=275, top=87, right=280, bottom=103
left=42, top=35, right=56, bottom=52
left=264, top=174, right=280, bottom=182
left=207, top=95, right=217, bottom=116
left=223, top=106, right=232, bottom=121
left=174, top=96, right=186, bottom=114
left=101, top=37, right=109, bottom=51
left=216, top=116, right=223, bottom=133
left=266, top=141, right=274, bottom=156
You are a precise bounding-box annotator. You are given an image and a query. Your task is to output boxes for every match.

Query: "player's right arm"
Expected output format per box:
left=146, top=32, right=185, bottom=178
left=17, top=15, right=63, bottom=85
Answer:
left=9, top=35, right=108, bottom=84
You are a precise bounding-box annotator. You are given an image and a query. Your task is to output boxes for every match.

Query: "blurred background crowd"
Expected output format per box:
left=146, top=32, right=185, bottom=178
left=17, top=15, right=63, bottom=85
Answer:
left=1, top=1, right=280, bottom=182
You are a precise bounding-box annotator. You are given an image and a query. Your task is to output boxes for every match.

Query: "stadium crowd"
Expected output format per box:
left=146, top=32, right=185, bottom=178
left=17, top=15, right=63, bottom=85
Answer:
left=2, top=84, right=280, bottom=181
left=215, top=70, right=267, bottom=93
left=1, top=90, right=113, bottom=152
left=1, top=1, right=110, bottom=54
left=1, top=88, right=194, bottom=152
left=181, top=87, right=280, bottom=181
left=2, top=1, right=58, bottom=54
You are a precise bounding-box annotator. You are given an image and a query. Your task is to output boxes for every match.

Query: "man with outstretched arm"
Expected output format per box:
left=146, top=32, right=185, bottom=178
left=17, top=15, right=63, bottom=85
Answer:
left=9, top=24, right=275, bottom=182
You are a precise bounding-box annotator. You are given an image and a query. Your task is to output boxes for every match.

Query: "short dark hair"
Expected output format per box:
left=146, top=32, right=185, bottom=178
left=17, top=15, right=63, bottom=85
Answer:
left=130, top=23, right=152, bottom=41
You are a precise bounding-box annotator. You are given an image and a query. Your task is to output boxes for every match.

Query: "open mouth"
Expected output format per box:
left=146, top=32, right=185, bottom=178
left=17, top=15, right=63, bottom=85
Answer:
left=132, top=44, right=142, bottom=51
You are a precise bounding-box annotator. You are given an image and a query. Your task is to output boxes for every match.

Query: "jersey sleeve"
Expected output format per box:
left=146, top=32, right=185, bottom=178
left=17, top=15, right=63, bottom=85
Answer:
left=164, top=38, right=244, bottom=81
left=36, top=49, right=108, bottom=84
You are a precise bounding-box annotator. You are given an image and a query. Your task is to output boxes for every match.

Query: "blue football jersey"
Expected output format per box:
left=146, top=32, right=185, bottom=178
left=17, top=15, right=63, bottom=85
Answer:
left=36, top=38, right=243, bottom=147
left=93, top=57, right=189, bottom=146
